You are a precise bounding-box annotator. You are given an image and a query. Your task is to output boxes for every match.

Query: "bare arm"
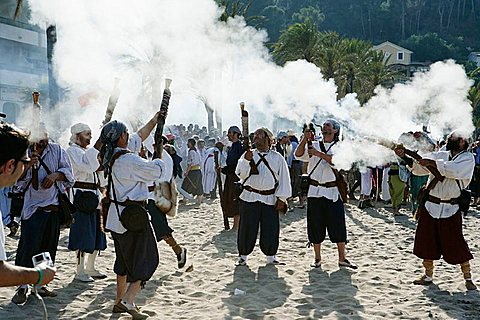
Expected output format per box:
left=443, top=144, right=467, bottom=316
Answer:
left=0, top=261, right=55, bottom=287
left=137, top=112, right=160, bottom=142
left=295, top=135, right=308, bottom=158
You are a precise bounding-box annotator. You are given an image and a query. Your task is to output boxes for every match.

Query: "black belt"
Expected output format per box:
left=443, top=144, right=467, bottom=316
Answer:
left=73, top=181, right=100, bottom=190
left=39, top=205, right=60, bottom=212
left=243, top=185, right=276, bottom=195
left=111, top=199, right=147, bottom=207
left=427, top=195, right=459, bottom=205
left=309, top=179, right=337, bottom=188
left=388, top=169, right=399, bottom=175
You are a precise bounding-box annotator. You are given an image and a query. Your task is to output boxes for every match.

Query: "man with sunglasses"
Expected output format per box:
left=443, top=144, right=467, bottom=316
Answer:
left=0, top=123, right=56, bottom=289
left=12, top=124, right=74, bottom=304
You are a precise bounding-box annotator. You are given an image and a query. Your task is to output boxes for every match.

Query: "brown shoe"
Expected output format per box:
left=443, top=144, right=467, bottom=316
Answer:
left=465, top=280, right=477, bottom=290
left=413, top=275, right=433, bottom=285
left=112, top=302, right=128, bottom=313
left=38, top=286, right=57, bottom=297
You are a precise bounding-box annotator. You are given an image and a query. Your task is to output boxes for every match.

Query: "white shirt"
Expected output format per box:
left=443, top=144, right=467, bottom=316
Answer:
left=424, top=150, right=474, bottom=219
left=235, top=149, right=291, bottom=205
left=296, top=140, right=340, bottom=201
left=106, top=148, right=167, bottom=234
left=187, top=149, right=201, bottom=167
left=66, top=144, right=101, bottom=196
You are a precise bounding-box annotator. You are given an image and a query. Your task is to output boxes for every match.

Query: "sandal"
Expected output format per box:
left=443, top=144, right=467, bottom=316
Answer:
left=310, top=259, right=321, bottom=268
left=413, top=275, right=433, bottom=286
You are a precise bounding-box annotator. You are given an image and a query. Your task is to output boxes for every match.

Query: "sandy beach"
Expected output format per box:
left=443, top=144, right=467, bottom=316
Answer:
left=0, top=197, right=478, bottom=319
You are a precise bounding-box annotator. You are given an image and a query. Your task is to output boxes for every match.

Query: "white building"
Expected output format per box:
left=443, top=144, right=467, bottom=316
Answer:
left=0, top=3, right=48, bottom=123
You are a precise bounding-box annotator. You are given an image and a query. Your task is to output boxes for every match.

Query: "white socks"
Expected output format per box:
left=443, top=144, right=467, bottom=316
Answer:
left=76, top=251, right=85, bottom=275
left=86, top=251, right=97, bottom=272
left=266, top=255, right=276, bottom=264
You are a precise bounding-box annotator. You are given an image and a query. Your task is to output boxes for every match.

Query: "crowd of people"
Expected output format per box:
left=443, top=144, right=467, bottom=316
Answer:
left=0, top=107, right=478, bottom=319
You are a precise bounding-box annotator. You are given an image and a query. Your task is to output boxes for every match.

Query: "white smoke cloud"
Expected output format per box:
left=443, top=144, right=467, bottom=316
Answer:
left=25, top=0, right=474, bottom=169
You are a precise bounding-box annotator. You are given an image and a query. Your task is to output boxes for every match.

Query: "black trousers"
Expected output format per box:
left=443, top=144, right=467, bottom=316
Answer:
left=307, top=197, right=347, bottom=244
left=111, top=223, right=159, bottom=283
left=147, top=199, right=174, bottom=242
left=15, top=209, right=61, bottom=268
left=237, top=200, right=279, bottom=256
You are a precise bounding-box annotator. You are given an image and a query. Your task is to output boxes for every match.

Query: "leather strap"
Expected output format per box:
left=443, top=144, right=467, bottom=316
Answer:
left=73, top=181, right=99, bottom=190
left=309, top=179, right=338, bottom=188
left=39, top=205, right=61, bottom=212
left=111, top=199, right=146, bottom=207
left=427, top=195, right=459, bottom=205
left=243, top=185, right=276, bottom=195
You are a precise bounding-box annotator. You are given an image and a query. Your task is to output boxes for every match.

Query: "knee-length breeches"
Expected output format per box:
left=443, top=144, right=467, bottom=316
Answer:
left=307, top=197, right=347, bottom=244
left=237, top=200, right=279, bottom=256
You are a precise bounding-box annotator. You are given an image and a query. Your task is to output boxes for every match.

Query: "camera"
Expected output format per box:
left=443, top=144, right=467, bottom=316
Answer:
left=233, top=181, right=244, bottom=198
left=32, top=252, right=54, bottom=267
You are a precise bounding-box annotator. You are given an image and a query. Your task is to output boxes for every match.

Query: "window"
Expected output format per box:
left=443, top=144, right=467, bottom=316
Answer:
left=397, top=51, right=404, bottom=61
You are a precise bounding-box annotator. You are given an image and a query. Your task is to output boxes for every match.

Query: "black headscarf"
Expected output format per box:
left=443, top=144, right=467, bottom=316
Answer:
left=99, top=120, right=127, bottom=177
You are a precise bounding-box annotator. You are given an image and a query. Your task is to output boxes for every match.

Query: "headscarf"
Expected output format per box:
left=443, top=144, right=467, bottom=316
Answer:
left=69, top=123, right=91, bottom=145
left=228, top=126, right=241, bottom=135
left=323, top=119, right=341, bottom=141
left=99, top=120, right=127, bottom=177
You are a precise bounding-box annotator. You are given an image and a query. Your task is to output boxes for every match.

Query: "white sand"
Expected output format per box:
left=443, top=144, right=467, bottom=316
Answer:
left=0, top=198, right=479, bottom=319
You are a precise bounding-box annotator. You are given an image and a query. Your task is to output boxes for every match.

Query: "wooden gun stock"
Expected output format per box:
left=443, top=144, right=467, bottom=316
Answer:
left=240, top=102, right=258, bottom=174
left=32, top=144, right=39, bottom=190
left=153, top=79, right=172, bottom=158
left=377, top=138, right=445, bottom=182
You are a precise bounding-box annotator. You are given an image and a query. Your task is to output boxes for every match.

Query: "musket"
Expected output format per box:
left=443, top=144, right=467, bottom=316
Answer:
left=377, top=138, right=445, bottom=182
left=214, top=150, right=229, bottom=230
left=240, top=102, right=258, bottom=174
left=31, top=91, right=41, bottom=190
left=102, top=78, right=120, bottom=126
left=303, top=123, right=315, bottom=157
left=153, top=78, right=172, bottom=158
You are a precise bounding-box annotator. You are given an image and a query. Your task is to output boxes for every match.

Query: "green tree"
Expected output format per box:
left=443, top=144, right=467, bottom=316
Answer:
left=291, top=5, right=325, bottom=26
left=272, top=19, right=321, bottom=64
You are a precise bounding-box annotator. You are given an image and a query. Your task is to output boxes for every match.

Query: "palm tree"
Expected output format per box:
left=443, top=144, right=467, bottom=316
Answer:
left=215, top=0, right=257, bottom=23
left=272, top=18, right=320, bottom=65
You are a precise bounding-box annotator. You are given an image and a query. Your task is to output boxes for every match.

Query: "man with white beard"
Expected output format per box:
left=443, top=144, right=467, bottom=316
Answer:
left=396, top=130, right=476, bottom=290
left=235, top=127, right=291, bottom=266
left=66, top=123, right=107, bottom=283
